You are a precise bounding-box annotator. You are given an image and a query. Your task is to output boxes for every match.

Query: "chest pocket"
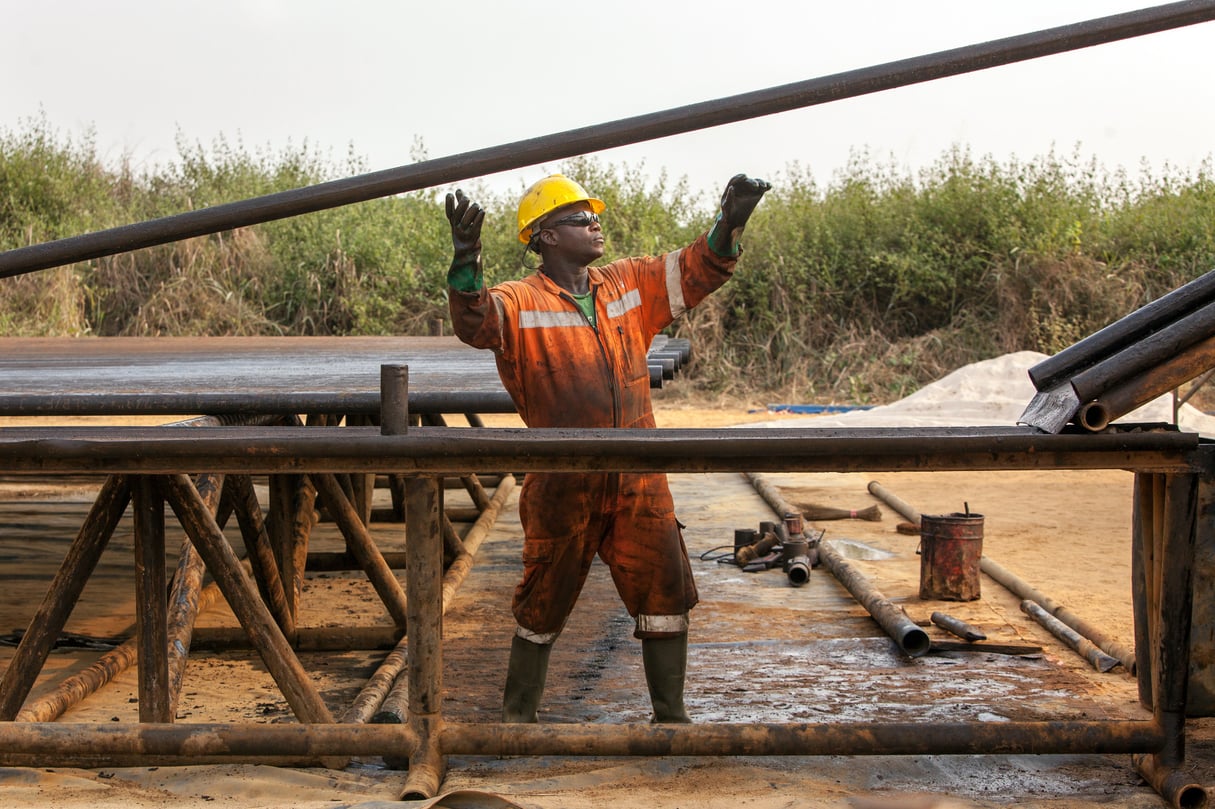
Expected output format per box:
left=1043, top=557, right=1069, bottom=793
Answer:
left=603, top=288, right=654, bottom=425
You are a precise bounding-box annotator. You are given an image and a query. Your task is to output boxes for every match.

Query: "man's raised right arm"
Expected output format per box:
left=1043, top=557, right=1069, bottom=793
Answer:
left=445, top=189, right=503, bottom=349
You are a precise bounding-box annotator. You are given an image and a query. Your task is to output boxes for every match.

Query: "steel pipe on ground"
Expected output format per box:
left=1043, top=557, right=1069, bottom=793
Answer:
left=818, top=541, right=932, bottom=657
left=866, top=479, right=1138, bottom=671
left=3, top=3, right=1215, bottom=277
left=1021, top=600, right=1121, bottom=673
left=985, top=556, right=1137, bottom=672
left=744, top=472, right=929, bottom=657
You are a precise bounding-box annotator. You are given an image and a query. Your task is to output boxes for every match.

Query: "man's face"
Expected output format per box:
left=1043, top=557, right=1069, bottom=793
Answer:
left=538, top=201, right=605, bottom=263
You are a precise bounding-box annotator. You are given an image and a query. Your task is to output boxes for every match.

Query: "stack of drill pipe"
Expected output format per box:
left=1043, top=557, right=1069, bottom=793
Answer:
left=646, top=335, right=690, bottom=386
left=866, top=480, right=1136, bottom=673
left=1018, top=266, right=1215, bottom=433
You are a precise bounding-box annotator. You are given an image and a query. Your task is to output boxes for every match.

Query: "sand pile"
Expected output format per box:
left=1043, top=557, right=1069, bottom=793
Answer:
left=759, top=350, right=1215, bottom=436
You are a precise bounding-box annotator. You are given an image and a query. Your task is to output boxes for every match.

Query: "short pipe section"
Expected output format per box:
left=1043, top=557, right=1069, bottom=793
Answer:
left=1078, top=400, right=1111, bottom=432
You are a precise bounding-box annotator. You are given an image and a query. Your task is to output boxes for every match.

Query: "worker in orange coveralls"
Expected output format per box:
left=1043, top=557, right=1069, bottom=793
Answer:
left=445, top=172, right=771, bottom=723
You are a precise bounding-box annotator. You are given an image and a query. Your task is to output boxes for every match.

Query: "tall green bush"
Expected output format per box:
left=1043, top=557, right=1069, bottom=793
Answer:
left=2, top=120, right=1213, bottom=403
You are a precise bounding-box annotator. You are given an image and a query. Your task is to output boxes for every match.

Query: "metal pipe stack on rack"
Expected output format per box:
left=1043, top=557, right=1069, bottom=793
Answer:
left=1019, top=267, right=1215, bottom=434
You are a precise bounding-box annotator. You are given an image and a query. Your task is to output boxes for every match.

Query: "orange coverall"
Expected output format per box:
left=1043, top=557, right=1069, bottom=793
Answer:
left=449, top=233, right=738, bottom=641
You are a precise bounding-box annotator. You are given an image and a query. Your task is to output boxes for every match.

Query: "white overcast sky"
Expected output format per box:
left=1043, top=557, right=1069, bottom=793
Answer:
left=4, top=0, right=1214, bottom=204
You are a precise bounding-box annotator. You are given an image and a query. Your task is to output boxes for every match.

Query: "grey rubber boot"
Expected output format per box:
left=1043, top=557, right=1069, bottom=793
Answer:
left=642, top=634, right=692, bottom=723
left=502, top=635, right=553, bottom=723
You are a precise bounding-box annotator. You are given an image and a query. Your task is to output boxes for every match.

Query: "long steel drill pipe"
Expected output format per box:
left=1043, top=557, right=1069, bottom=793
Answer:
left=1028, top=266, right=1215, bottom=392
left=2, top=2, right=1214, bottom=277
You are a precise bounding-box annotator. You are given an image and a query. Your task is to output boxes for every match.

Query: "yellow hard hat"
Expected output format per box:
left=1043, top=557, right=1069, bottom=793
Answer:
left=516, top=174, right=605, bottom=244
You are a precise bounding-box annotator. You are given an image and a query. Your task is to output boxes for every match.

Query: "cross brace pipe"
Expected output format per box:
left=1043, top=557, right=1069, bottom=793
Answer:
left=2, top=2, right=1214, bottom=276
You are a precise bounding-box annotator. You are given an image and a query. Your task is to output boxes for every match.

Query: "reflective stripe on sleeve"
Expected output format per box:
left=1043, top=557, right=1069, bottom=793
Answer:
left=493, top=296, right=507, bottom=346
left=664, top=249, right=687, bottom=319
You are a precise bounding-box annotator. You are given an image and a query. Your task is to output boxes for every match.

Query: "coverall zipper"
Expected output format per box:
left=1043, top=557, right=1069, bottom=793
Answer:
left=560, top=289, right=623, bottom=428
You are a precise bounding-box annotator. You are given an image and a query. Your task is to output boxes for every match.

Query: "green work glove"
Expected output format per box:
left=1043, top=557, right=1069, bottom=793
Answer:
left=708, top=174, right=772, bottom=257
left=445, top=189, right=486, bottom=292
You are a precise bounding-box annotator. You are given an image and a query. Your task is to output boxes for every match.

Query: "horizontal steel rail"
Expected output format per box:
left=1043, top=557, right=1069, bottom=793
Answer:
left=0, top=719, right=1163, bottom=760
left=0, top=425, right=1199, bottom=475
left=2, top=1, right=1214, bottom=277
left=442, top=719, right=1165, bottom=758
left=0, top=721, right=418, bottom=759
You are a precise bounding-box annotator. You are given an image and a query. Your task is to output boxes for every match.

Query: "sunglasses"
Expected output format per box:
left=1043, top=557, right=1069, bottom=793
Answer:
left=545, top=211, right=600, bottom=229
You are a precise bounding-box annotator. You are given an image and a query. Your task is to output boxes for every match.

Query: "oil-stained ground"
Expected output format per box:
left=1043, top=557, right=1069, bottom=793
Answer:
left=3, top=461, right=1214, bottom=808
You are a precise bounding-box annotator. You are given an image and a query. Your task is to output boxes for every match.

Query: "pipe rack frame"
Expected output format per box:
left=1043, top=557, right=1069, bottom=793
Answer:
left=0, top=424, right=1211, bottom=807
left=0, top=424, right=1199, bottom=475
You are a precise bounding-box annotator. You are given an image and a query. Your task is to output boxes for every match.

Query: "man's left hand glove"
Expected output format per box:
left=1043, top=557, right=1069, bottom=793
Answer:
left=709, top=174, right=771, bottom=257
left=720, top=174, right=772, bottom=232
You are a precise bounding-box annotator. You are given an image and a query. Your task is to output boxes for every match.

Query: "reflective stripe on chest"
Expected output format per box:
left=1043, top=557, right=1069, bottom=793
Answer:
left=518, top=288, right=642, bottom=328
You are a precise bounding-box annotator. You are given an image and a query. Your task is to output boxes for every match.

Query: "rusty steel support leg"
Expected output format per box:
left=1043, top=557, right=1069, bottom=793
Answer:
left=370, top=474, right=517, bottom=770
left=388, top=474, right=408, bottom=522
left=268, top=474, right=299, bottom=620
left=1134, top=473, right=1161, bottom=708
left=0, top=474, right=133, bottom=720
left=17, top=578, right=232, bottom=723
left=162, top=474, right=333, bottom=724
left=224, top=474, right=295, bottom=639
left=163, top=473, right=223, bottom=718
left=459, top=474, right=492, bottom=512
left=1131, top=472, right=1207, bottom=809
left=291, top=475, right=319, bottom=610
left=19, top=471, right=229, bottom=724
left=1155, top=473, right=1198, bottom=767
left=400, top=474, right=445, bottom=800
left=346, top=474, right=515, bottom=733
left=311, top=472, right=410, bottom=630
left=441, top=514, right=465, bottom=568
left=133, top=476, right=171, bottom=723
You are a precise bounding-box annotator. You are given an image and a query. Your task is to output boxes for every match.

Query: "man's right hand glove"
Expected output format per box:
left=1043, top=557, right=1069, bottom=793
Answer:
left=709, top=174, right=771, bottom=257
left=445, top=189, right=486, bottom=292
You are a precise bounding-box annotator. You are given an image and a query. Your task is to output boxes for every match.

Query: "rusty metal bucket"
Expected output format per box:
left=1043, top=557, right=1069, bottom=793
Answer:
left=919, top=511, right=983, bottom=601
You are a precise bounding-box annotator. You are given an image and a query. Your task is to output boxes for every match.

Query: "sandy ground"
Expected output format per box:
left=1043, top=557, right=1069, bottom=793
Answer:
left=1, top=352, right=1213, bottom=808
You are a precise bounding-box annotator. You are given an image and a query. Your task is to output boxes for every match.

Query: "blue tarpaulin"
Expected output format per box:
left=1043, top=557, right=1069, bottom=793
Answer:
left=755, top=404, right=875, bottom=415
